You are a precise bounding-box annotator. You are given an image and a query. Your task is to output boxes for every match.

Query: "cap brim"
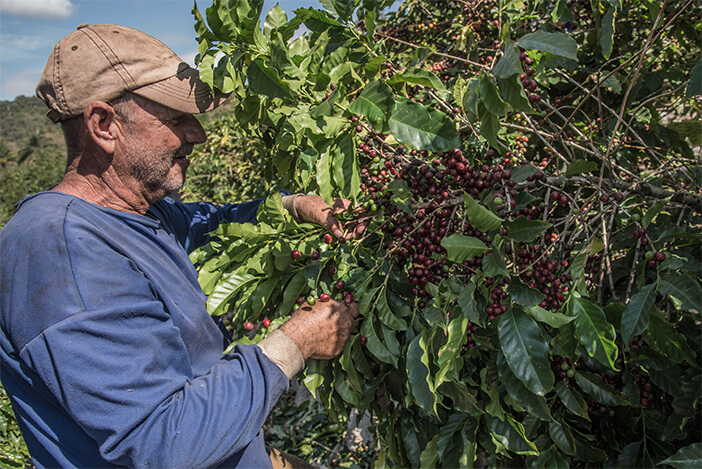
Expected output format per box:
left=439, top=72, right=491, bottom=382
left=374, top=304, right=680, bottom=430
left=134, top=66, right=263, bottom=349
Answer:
left=132, top=64, right=228, bottom=114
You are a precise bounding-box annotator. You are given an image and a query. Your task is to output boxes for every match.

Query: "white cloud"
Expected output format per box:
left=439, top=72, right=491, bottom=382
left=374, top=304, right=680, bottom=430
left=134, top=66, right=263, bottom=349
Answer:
left=0, top=0, right=74, bottom=19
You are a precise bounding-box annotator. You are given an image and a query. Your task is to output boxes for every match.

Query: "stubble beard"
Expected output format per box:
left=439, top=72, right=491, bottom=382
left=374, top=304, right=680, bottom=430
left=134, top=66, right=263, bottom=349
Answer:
left=125, top=140, right=188, bottom=200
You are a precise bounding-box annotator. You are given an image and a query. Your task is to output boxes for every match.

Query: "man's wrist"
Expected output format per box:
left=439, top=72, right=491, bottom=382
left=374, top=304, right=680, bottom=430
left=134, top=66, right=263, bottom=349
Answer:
left=282, top=193, right=304, bottom=222
left=257, top=329, right=306, bottom=379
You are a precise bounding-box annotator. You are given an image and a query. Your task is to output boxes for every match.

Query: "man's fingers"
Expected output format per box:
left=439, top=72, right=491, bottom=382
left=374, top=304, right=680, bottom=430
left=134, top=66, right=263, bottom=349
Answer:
left=352, top=222, right=367, bottom=239
left=324, top=212, right=345, bottom=238
left=347, top=302, right=360, bottom=319
left=331, top=198, right=351, bottom=214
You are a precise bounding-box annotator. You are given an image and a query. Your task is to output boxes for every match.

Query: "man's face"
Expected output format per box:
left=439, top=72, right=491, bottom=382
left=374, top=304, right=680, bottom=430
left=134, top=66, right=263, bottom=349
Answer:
left=114, top=95, right=206, bottom=201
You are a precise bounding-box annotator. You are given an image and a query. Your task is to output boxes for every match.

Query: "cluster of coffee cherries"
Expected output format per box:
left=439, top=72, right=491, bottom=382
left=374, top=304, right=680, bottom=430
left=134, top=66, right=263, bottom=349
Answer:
left=395, top=148, right=517, bottom=202
left=289, top=233, right=355, bottom=305
left=628, top=336, right=655, bottom=409
left=516, top=247, right=570, bottom=311
left=518, top=49, right=541, bottom=104
left=553, top=355, right=580, bottom=386
left=461, top=320, right=480, bottom=354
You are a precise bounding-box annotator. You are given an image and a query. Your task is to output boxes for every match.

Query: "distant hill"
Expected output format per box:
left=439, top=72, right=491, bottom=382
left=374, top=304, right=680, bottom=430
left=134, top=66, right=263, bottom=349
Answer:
left=0, top=95, right=65, bottom=153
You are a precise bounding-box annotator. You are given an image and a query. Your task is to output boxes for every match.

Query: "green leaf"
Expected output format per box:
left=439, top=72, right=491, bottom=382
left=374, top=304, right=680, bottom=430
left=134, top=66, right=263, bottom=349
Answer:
left=572, top=297, right=619, bottom=371
left=509, top=279, right=546, bottom=307
left=419, top=437, right=439, bottom=468
left=364, top=4, right=376, bottom=43
left=361, top=316, right=397, bottom=367
left=326, top=0, right=356, bottom=22
left=193, top=1, right=217, bottom=42
left=247, top=59, right=293, bottom=100
left=439, top=381, right=478, bottom=413
left=493, top=43, right=523, bottom=78
left=441, top=234, right=490, bottom=262
left=642, top=197, right=670, bottom=229
left=621, top=283, right=655, bottom=345
left=504, top=216, right=552, bottom=243
left=386, top=179, right=414, bottom=215
left=458, top=283, right=480, bottom=324
left=435, top=316, right=468, bottom=387
left=464, top=193, right=503, bottom=232
left=497, top=351, right=553, bottom=421
left=497, top=309, right=554, bottom=395
left=387, top=68, right=447, bottom=91
left=278, top=270, right=306, bottom=315
left=482, top=252, right=509, bottom=278
left=497, top=75, right=534, bottom=114
left=600, top=6, right=616, bottom=60
left=658, top=443, right=702, bottom=469
left=478, top=75, right=510, bottom=116
left=574, top=371, right=627, bottom=406
left=484, top=414, right=539, bottom=456
left=516, top=30, right=578, bottom=61
left=478, top=105, right=501, bottom=151
left=555, top=381, right=590, bottom=420
left=348, top=79, right=395, bottom=131
left=644, top=312, right=697, bottom=365
left=263, top=4, right=287, bottom=37
left=207, top=269, right=257, bottom=315
left=565, top=159, right=599, bottom=177
left=524, top=305, right=575, bottom=328
left=549, top=420, right=576, bottom=455
left=664, top=375, right=700, bottom=439
left=462, top=78, right=480, bottom=122
left=389, top=99, right=461, bottom=153
left=686, top=59, right=702, bottom=99
left=336, top=132, right=360, bottom=200
left=197, top=49, right=217, bottom=89
left=303, top=358, right=326, bottom=396
left=659, top=272, right=702, bottom=313
left=377, top=289, right=408, bottom=330
left=316, top=145, right=333, bottom=203
left=407, top=333, right=438, bottom=417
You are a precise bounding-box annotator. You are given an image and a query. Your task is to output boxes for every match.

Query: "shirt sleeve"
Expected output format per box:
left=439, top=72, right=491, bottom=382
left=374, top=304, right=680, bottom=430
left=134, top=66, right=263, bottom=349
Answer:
left=149, top=197, right=267, bottom=252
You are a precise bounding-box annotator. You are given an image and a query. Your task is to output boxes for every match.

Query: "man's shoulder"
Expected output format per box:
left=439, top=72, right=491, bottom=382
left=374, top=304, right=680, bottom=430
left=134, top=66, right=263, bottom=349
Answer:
left=1, top=192, right=74, bottom=243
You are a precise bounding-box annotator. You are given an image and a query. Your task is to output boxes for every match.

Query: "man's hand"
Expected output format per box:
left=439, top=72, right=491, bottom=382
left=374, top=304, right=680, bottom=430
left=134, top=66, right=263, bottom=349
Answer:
left=287, top=194, right=366, bottom=240
left=279, top=299, right=359, bottom=360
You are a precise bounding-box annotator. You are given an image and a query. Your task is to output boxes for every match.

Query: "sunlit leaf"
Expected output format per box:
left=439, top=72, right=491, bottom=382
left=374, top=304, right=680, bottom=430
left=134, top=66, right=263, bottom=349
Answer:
left=389, top=99, right=461, bottom=152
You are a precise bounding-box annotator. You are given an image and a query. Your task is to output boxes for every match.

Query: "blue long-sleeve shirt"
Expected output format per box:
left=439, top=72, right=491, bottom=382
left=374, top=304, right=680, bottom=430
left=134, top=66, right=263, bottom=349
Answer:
left=0, top=192, right=288, bottom=468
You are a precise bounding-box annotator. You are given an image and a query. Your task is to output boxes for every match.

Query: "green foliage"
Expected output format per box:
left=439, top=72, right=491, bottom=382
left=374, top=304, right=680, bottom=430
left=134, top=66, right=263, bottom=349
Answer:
left=188, top=0, right=702, bottom=466
left=0, top=136, right=65, bottom=227
left=180, top=113, right=280, bottom=203
left=265, top=387, right=375, bottom=467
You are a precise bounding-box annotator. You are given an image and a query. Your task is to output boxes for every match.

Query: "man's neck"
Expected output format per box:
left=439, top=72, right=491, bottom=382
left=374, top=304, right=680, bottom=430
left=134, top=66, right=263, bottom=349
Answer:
left=52, top=171, right=154, bottom=215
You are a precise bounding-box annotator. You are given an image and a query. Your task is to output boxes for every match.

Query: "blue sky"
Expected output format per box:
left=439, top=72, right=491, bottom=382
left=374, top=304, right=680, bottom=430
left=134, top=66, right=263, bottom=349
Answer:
left=0, top=0, right=326, bottom=101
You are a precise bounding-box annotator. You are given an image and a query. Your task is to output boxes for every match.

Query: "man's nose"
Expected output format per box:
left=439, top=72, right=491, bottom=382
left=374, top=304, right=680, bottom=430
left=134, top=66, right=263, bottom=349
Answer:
left=184, top=115, right=207, bottom=144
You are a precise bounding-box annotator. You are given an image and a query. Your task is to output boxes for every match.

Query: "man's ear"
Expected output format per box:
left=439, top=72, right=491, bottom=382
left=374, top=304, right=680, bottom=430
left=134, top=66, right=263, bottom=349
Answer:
left=84, top=101, right=118, bottom=154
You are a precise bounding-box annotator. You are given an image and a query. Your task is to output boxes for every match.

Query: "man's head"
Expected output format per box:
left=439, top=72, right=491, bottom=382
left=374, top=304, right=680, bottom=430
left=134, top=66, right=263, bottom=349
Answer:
left=37, top=25, right=215, bottom=211
left=36, top=23, right=224, bottom=123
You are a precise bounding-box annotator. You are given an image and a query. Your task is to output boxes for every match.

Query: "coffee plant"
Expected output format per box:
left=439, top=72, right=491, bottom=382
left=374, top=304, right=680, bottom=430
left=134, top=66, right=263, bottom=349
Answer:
left=188, top=0, right=701, bottom=466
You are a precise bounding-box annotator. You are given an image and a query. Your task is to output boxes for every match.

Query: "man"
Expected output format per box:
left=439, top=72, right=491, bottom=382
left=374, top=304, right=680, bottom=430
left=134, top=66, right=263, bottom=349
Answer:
left=0, top=24, right=359, bottom=468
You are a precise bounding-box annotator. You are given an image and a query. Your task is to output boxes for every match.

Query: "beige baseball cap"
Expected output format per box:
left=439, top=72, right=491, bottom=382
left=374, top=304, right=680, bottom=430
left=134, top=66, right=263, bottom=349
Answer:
left=36, top=23, right=226, bottom=123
